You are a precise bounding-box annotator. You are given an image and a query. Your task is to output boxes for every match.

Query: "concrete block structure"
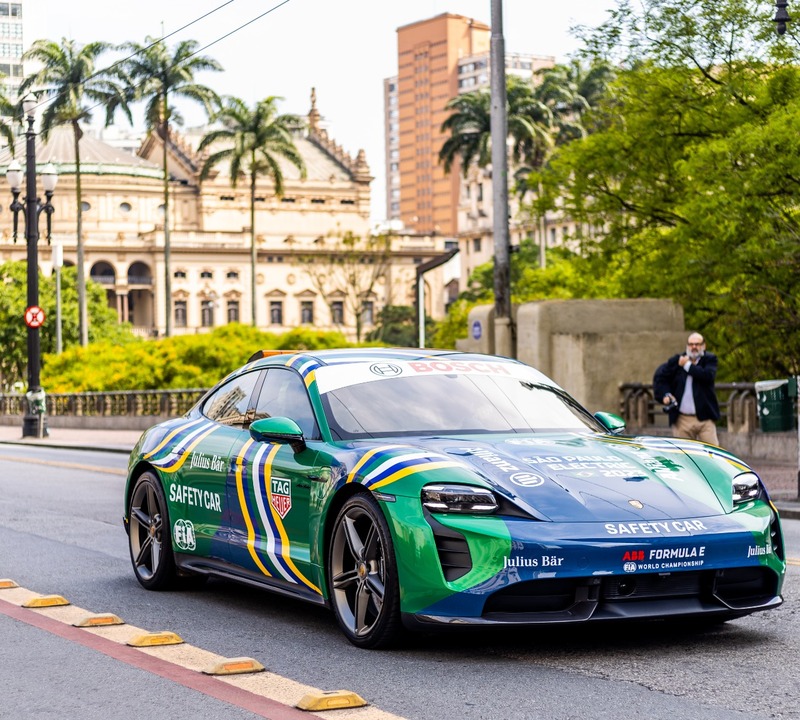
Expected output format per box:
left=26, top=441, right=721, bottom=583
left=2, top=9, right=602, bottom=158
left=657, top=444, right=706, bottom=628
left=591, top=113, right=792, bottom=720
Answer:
left=459, top=299, right=687, bottom=414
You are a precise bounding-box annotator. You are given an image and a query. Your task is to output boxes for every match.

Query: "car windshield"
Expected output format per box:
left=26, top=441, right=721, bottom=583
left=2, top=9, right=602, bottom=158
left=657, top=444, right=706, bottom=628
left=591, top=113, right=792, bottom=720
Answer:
left=318, top=372, right=601, bottom=440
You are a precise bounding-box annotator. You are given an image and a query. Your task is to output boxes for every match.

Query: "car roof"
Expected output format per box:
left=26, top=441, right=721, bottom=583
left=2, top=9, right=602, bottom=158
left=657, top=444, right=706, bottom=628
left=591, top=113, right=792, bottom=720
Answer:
left=247, top=347, right=517, bottom=368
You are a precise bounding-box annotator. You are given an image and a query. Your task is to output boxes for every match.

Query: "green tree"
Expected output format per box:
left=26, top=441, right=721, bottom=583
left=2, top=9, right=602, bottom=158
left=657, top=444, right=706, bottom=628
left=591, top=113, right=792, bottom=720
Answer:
left=298, top=231, right=393, bottom=342
left=0, top=78, right=15, bottom=150
left=198, top=96, right=306, bottom=326
left=20, top=38, right=131, bottom=347
left=366, top=305, right=435, bottom=347
left=122, top=37, right=221, bottom=337
left=535, top=0, right=800, bottom=379
left=0, top=261, right=129, bottom=390
left=439, top=75, right=553, bottom=177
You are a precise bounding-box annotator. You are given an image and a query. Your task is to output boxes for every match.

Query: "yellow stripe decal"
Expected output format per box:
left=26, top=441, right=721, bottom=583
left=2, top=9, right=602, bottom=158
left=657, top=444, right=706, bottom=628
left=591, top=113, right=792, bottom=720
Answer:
left=346, top=445, right=400, bottom=484
left=370, top=461, right=463, bottom=490
left=158, top=426, right=219, bottom=474
left=262, top=448, right=321, bottom=594
left=143, top=419, right=205, bottom=459
left=235, top=439, right=272, bottom=578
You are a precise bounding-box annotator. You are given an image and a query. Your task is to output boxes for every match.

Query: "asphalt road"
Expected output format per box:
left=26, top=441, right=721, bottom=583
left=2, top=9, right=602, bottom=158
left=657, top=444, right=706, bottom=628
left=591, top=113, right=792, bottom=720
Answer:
left=1, top=445, right=798, bottom=720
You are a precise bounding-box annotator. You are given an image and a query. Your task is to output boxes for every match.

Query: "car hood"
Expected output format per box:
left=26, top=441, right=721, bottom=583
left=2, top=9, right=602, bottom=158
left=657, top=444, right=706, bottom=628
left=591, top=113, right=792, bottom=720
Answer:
left=414, top=433, right=742, bottom=522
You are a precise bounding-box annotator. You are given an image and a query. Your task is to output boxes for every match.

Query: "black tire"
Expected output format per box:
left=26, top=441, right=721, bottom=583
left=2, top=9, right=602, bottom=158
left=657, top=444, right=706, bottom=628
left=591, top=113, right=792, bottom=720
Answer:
left=328, top=494, right=401, bottom=649
left=128, top=471, right=177, bottom=590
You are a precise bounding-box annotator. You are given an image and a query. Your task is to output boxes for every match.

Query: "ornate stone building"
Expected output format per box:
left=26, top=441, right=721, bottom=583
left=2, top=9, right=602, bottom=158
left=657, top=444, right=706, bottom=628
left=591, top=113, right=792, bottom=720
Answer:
left=0, top=93, right=453, bottom=340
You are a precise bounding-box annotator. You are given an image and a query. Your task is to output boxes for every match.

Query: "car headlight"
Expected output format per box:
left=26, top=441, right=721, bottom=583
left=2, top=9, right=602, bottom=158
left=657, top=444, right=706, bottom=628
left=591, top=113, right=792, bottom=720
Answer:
left=421, top=484, right=498, bottom=514
left=732, top=472, right=761, bottom=505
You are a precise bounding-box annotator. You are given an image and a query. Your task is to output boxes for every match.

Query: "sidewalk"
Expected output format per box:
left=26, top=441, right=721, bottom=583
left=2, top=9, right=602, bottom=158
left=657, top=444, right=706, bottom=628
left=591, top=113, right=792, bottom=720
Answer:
left=0, top=423, right=143, bottom=454
left=0, top=423, right=797, bottom=519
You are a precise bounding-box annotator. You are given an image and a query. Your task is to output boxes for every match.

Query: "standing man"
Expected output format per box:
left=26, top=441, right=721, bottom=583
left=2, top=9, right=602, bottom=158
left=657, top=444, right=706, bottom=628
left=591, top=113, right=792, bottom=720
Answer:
left=653, top=332, right=720, bottom=445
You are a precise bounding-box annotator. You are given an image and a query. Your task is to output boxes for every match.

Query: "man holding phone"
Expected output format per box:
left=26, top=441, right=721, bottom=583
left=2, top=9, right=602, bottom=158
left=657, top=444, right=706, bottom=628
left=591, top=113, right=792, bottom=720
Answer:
left=653, top=332, right=720, bottom=445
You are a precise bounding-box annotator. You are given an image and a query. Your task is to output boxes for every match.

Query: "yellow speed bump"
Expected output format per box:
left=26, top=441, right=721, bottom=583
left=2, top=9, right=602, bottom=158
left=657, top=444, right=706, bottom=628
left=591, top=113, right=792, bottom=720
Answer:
left=296, top=690, right=368, bottom=712
left=126, top=631, right=183, bottom=647
left=22, top=595, right=70, bottom=608
left=72, top=613, right=125, bottom=628
left=202, top=657, right=265, bottom=676
left=0, top=579, right=18, bottom=589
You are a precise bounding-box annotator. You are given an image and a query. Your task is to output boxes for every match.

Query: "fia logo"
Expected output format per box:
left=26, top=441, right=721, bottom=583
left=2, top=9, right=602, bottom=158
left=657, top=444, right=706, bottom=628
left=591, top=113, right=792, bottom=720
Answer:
left=174, top=519, right=196, bottom=551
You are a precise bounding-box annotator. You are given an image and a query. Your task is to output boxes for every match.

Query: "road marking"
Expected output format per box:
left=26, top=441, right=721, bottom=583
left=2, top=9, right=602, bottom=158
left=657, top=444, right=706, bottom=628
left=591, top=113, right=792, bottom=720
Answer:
left=788, top=558, right=800, bottom=566
left=0, top=453, right=126, bottom=476
left=0, top=586, right=407, bottom=720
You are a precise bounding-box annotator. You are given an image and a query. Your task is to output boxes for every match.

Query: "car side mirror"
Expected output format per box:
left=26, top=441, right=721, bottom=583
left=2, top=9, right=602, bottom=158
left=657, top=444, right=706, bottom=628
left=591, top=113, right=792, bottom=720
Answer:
left=250, top=417, right=306, bottom=452
left=594, top=411, right=626, bottom=435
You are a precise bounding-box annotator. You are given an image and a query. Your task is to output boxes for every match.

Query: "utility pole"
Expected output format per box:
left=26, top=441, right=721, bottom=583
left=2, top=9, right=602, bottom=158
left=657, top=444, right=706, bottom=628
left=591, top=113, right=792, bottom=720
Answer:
left=490, top=0, right=514, bottom=357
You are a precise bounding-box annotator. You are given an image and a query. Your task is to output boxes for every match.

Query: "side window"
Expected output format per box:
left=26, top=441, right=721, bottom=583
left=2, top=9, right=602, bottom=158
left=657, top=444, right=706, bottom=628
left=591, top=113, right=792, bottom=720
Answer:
left=253, top=368, right=320, bottom=440
left=202, top=371, right=261, bottom=428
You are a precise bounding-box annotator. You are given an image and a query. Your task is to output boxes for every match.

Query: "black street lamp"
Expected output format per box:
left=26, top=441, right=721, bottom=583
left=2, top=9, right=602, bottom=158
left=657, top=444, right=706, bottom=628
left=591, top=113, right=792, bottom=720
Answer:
left=5, top=95, right=57, bottom=438
left=775, top=1, right=791, bottom=34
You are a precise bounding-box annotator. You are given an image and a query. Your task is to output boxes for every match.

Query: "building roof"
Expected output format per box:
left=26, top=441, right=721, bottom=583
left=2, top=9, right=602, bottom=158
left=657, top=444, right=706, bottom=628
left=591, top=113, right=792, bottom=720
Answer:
left=0, top=125, right=164, bottom=179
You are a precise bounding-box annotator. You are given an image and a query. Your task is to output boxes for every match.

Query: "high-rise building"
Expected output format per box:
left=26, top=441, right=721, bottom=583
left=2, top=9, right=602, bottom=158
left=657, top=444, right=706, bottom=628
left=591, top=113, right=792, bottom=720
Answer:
left=385, top=13, right=576, bottom=292
left=393, top=13, right=490, bottom=237
left=385, top=13, right=554, bottom=236
left=0, top=1, right=24, bottom=98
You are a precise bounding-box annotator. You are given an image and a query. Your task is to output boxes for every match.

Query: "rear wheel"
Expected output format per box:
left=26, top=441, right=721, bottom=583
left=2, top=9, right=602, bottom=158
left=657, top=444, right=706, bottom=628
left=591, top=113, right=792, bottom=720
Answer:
left=128, top=471, right=177, bottom=590
left=328, top=494, right=401, bottom=649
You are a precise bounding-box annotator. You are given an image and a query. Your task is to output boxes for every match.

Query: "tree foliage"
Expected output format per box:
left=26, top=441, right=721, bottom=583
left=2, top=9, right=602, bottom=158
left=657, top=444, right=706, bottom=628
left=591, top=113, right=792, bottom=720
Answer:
left=0, top=261, right=129, bottom=390
left=366, top=304, right=435, bottom=347
left=20, top=38, right=132, bottom=347
left=198, top=95, right=306, bottom=326
left=297, top=232, right=393, bottom=342
left=526, top=0, right=800, bottom=380
left=41, top=324, right=356, bottom=392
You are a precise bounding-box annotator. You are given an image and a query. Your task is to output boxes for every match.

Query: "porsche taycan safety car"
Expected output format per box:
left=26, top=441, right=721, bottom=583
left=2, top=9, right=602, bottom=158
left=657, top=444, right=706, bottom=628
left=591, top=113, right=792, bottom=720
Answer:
left=123, top=349, right=786, bottom=648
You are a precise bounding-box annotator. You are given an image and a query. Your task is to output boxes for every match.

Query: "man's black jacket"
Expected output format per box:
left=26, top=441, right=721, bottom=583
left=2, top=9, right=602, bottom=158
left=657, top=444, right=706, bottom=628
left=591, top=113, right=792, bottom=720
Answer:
left=653, top=352, right=720, bottom=426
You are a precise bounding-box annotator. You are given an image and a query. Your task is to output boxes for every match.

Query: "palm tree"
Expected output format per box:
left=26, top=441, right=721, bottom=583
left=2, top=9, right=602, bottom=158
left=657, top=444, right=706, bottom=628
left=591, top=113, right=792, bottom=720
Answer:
left=533, top=60, right=615, bottom=144
left=122, top=37, right=221, bottom=337
left=198, top=96, right=306, bottom=326
left=0, top=81, right=15, bottom=151
left=439, top=75, right=553, bottom=177
left=20, top=39, right=131, bottom=346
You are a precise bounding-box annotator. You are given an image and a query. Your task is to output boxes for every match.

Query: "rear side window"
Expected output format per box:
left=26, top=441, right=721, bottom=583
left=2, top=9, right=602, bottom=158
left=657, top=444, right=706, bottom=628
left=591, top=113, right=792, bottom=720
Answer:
left=253, top=368, right=321, bottom=440
left=203, top=371, right=261, bottom=427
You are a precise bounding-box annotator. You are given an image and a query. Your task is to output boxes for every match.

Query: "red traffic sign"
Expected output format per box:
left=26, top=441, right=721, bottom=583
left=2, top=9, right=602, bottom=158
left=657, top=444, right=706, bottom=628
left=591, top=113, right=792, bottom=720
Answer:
left=25, top=306, right=46, bottom=328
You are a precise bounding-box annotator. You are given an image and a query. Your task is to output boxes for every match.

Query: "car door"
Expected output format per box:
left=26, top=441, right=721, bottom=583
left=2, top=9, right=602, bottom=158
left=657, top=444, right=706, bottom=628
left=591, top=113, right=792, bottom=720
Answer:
left=164, top=369, right=262, bottom=562
left=226, top=367, right=324, bottom=600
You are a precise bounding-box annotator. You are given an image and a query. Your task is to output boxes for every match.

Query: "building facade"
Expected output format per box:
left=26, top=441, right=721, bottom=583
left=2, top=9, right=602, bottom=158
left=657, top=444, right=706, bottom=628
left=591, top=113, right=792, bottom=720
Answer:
left=385, top=12, right=583, bottom=292
left=0, top=0, right=23, bottom=98
left=0, top=94, right=453, bottom=341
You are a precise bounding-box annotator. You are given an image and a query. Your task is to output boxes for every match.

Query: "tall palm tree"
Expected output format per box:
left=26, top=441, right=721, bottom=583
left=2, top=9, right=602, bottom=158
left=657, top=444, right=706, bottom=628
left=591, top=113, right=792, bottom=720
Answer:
left=0, top=81, right=15, bottom=151
left=20, top=39, right=131, bottom=346
left=439, top=75, right=552, bottom=177
left=198, top=96, right=306, bottom=326
left=122, top=37, right=221, bottom=337
left=533, top=60, right=615, bottom=144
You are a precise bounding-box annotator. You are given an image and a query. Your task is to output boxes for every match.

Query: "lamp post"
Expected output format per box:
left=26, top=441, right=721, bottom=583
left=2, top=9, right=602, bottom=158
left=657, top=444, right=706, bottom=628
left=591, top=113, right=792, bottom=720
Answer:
left=490, top=0, right=513, bottom=357
left=53, top=241, right=63, bottom=354
left=775, top=1, right=790, bottom=34
left=5, top=95, right=58, bottom=438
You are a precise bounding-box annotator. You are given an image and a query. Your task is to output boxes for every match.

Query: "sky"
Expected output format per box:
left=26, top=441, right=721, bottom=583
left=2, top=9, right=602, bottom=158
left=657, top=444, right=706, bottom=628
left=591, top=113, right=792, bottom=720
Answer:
left=29, top=0, right=618, bottom=223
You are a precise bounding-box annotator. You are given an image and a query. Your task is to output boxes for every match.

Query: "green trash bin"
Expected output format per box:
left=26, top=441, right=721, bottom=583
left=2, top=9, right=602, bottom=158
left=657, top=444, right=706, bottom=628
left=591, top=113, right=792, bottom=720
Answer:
left=755, top=379, right=794, bottom=432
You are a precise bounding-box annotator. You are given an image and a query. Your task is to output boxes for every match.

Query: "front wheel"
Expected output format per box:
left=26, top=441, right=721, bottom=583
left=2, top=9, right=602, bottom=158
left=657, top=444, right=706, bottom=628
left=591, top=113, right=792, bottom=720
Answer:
left=328, top=494, right=401, bottom=649
left=128, top=471, right=177, bottom=590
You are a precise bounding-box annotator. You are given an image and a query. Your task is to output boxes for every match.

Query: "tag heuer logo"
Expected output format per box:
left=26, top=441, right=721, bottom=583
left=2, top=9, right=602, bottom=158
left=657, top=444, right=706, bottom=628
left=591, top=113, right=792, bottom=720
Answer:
left=271, top=478, right=292, bottom=518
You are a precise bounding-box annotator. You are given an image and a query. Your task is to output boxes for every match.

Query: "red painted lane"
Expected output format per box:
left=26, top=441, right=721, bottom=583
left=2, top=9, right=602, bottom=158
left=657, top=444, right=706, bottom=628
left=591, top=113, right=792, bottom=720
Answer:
left=0, top=597, right=321, bottom=720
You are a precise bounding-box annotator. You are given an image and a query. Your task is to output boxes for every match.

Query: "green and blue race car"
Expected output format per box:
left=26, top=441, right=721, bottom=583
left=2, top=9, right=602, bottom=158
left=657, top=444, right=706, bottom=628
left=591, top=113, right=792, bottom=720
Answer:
left=123, top=348, right=785, bottom=648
